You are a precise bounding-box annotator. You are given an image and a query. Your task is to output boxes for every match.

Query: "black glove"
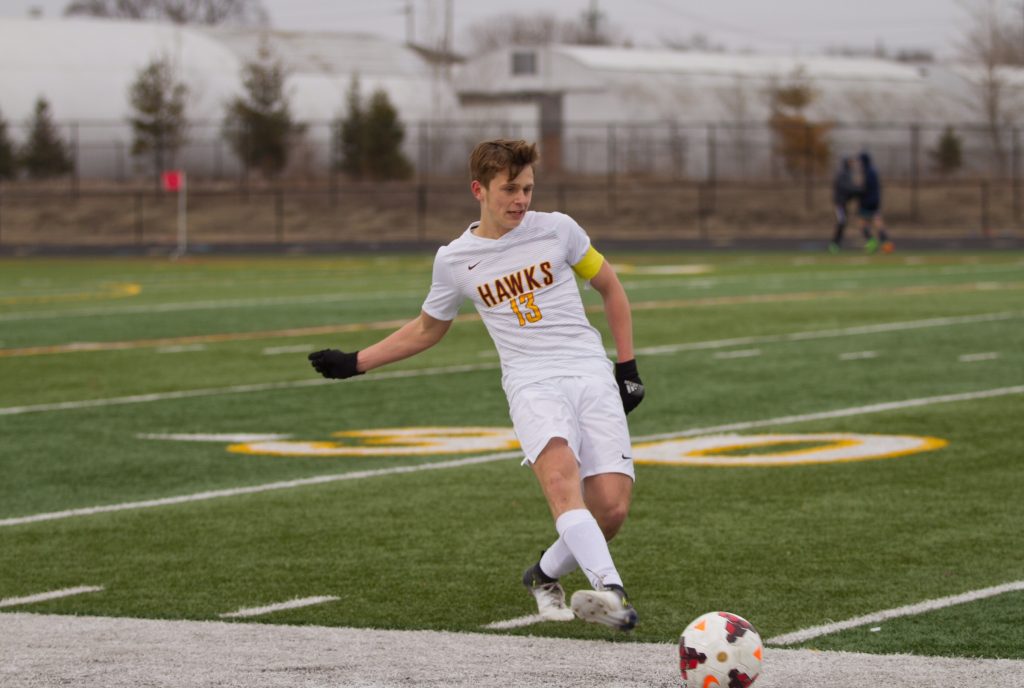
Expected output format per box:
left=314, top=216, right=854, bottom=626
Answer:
left=614, top=359, right=645, bottom=415
left=308, top=349, right=363, bottom=379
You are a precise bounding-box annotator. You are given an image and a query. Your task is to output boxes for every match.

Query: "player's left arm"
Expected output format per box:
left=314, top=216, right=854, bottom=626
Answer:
left=579, top=250, right=645, bottom=414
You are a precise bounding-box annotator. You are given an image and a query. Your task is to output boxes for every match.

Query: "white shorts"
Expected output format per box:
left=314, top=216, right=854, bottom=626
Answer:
left=509, top=374, right=635, bottom=481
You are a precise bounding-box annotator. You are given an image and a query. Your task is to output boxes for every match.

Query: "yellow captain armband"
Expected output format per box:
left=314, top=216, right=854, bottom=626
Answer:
left=571, top=246, right=605, bottom=280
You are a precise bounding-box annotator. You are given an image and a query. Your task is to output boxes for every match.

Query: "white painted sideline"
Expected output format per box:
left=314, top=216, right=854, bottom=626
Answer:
left=2, top=310, right=1019, bottom=418
left=482, top=614, right=546, bottom=630
left=767, top=580, right=1024, bottom=646
left=0, top=585, right=104, bottom=608
left=3, top=385, right=1023, bottom=529
left=0, top=452, right=522, bottom=528
left=220, top=596, right=339, bottom=619
left=0, top=363, right=499, bottom=417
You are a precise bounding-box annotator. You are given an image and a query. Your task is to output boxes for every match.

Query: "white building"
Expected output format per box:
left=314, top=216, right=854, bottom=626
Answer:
left=0, top=16, right=459, bottom=177
left=453, top=44, right=1023, bottom=176
left=3, top=17, right=1022, bottom=179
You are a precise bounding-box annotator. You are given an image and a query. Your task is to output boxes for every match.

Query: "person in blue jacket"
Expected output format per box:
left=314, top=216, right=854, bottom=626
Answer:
left=828, top=156, right=859, bottom=254
left=856, top=152, right=893, bottom=253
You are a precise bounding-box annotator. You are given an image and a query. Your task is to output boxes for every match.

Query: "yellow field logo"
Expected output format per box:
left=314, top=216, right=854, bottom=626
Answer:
left=634, top=433, right=947, bottom=467
left=222, top=428, right=947, bottom=465
left=228, top=427, right=519, bottom=457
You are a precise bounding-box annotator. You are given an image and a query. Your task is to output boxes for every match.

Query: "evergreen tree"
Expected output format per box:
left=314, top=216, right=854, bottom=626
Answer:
left=222, top=40, right=303, bottom=177
left=335, top=75, right=366, bottom=179
left=364, top=90, right=412, bottom=181
left=929, top=125, right=963, bottom=176
left=64, top=0, right=268, bottom=26
left=0, top=108, right=15, bottom=180
left=335, top=77, right=412, bottom=181
left=128, top=55, right=189, bottom=176
left=19, top=97, right=73, bottom=179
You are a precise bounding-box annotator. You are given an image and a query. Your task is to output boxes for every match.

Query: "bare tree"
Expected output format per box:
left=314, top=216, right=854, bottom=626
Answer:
left=956, top=0, right=1024, bottom=174
left=464, top=9, right=624, bottom=54
left=64, top=0, right=267, bottom=25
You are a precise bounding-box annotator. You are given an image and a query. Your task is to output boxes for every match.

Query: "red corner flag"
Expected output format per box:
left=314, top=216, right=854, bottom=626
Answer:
left=161, top=170, right=184, bottom=192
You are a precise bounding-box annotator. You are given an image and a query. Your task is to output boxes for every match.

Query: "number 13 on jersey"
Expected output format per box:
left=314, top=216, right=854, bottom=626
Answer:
left=510, top=292, right=542, bottom=326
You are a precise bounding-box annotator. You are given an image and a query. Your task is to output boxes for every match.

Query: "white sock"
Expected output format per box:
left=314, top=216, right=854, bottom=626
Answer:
left=539, top=537, right=578, bottom=580
left=555, top=508, right=623, bottom=589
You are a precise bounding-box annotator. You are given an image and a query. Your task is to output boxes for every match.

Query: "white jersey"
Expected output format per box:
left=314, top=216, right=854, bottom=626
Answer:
left=422, top=210, right=612, bottom=400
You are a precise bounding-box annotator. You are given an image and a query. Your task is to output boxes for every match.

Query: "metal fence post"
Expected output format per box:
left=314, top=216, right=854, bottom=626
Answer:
left=981, top=179, right=990, bottom=237
left=135, top=191, right=144, bottom=244
left=71, top=121, right=80, bottom=200
left=276, top=188, right=284, bottom=243
left=804, top=122, right=814, bottom=212
left=607, top=124, right=617, bottom=215
left=416, top=183, right=428, bottom=241
left=1012, top=127, right=1020, bottom=225
left=707, top=123, right=717, bottom=217
left=910, top=124, right=920, bottom=220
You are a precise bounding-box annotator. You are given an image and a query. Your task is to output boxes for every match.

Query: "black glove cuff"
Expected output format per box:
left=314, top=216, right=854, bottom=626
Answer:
left=615, top=359, right=639, bottom=378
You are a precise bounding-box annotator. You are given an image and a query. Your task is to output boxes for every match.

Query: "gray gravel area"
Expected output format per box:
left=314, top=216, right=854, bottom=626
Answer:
left=2, top=612, right=1022, bottom=687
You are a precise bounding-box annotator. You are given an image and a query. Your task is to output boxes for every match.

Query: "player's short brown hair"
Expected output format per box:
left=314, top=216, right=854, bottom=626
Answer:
left=469, top=139, right=539, bottom=188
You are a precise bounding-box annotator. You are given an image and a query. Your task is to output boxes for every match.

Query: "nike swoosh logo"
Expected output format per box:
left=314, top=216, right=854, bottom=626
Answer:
left=468, top=261, right=482, bottom=270
left=621, top=454, right=632, bottom=461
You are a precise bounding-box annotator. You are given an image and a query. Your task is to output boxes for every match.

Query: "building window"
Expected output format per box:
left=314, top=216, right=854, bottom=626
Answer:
left=511, top=51, right=537, bottom=76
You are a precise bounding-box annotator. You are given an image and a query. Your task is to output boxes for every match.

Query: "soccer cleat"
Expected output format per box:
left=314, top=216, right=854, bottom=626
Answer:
left=864, top=237, right=879, bottom=254
left=522, top=564, right=575, bottom=622
left=827, top=242, right=840, bottom=255
left=570, top=584, right=638, bottom=631
left=881, top=240, right=895, bottom=254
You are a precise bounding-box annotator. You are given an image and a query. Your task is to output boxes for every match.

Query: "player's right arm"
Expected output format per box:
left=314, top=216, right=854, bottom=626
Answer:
left=308, top=311, right=451, bottom=379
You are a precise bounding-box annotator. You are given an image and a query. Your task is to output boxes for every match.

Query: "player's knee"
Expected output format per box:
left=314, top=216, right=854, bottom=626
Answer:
left=595, top=502, right=630, bottom=540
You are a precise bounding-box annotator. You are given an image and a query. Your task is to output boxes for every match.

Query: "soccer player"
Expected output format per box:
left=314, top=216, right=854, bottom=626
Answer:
left=828, top=156, right=858, bottom=254
left=856, top=151, right=893, bottom=254
left=308, top=139, right=645, bottom=631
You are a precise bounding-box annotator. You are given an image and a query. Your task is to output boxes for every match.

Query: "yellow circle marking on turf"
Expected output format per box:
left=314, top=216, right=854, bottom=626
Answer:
left=228, top=426, right=520, bottom=457
left=634, top=433, right=947, bottom=467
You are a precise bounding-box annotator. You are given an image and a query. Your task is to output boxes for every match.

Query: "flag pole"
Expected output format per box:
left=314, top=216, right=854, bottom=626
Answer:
left=174, top=171, right=188, bottom=259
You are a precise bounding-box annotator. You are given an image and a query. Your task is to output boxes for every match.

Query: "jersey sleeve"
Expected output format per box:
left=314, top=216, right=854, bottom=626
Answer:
left=557, top=212, right=593, bottom=266
left=557, top=213, right=604, bottom=279
left=421, top=247, right=462, bottom=321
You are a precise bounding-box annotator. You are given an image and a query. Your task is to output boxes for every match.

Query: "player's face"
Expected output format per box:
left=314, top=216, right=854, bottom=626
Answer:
left=475, top=166, right=534, bottom=234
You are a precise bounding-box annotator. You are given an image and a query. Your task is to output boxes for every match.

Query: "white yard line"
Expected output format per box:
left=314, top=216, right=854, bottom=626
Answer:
left=767, top=580, right=1024, bottom=646
left=4, top=385, right=1024, bottom=529
left=713, top=348, right=762, bottom=359
left=0, top=290, right=424, bottom=322
left=0, top=363, right=499, bottom=417
left=839, top=351, right=878, bottom=361
left=219, top=596, right=339, bottom=619
left=633, top=310, right=1021, bottom=356
left=482, top=614, right=546, bottom=630
left=262, top=344, right=315, bottom=355
left=959, top=352, right=1001, bottom=362
left=0, top=452, right=522, bottom=528
left=0, top=585, right=104, bottom=608
left=156, top=344, right=207, bottom=354
left=4, top=311, right=1020, bottom=418
left=135, top=433, right=292, bottom=442
left=634, top=384, right=1024, bottom=443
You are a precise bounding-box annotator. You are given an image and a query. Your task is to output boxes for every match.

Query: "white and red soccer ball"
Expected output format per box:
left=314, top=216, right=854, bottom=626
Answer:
left=679, top=611, right=763, bottom=687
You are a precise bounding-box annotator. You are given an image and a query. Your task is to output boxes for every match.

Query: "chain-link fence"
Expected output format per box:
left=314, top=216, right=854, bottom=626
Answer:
left=1, top=118, right=1022, bottom=247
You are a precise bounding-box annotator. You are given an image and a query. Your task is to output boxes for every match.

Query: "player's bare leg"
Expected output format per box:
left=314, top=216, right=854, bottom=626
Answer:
left=530, top=439, right=638, bottom=630
left=583, top=472, right=633, bottom=540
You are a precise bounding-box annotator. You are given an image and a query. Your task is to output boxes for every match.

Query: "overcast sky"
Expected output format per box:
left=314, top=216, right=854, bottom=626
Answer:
left=3, top=0, right=974, bottom=58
